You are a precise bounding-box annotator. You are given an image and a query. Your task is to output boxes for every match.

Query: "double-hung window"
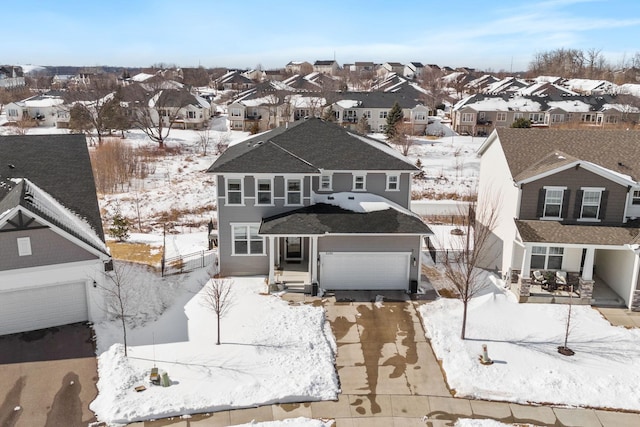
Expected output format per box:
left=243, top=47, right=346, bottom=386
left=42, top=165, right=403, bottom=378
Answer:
left=320, top=174, right=332, bottom=191
left=353, top=174, right=366, bottom=191
left=386, top=174, right=400, bottom=191
left=226, top=178, right=243, bottom=205
left=543, top=187, right=564, bottom=218
left=496, top=112, right=507, bottom=122
left=531, top=246, right=564, bottom=270
left=632, top=190, right=640, bottom=205
left=256, top=178, right=273, bottom=205
left=580, top=188, right=603, bottom=220
left=232, top=224, right=263, bottom=255
left=286, top=178, right=302, bottom=205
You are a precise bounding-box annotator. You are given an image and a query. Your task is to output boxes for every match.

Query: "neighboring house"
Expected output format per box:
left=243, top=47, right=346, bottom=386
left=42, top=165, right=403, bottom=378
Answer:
left=329, top=92, right=429, bottom=134
left=477, top=128, right=640, bottom=309
left=404, top=62, right=424, bottom=80
left=313, top=60, right=339, bottom=75
left=285, top=61, right=313, bottom=75
left=207, top=118, right=432, bottom=292
left=378, top=62, right=405, bottom=77
left=5, top=91, right=67, bottom=127
left=451, top=94, right=639, bottom=136
left=0, top=65, right=25, bottom=88
left=136, top=89, right=211, bottom=130
left=216, top=70, right=255, bottom=91
left=0, top=134, right=111, bottom=335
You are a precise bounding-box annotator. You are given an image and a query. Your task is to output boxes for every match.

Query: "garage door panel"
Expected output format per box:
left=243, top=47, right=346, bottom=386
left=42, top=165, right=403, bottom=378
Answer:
left=0, top=282, right=88, bottom=335
left=320, top=252, right=410, bottom=290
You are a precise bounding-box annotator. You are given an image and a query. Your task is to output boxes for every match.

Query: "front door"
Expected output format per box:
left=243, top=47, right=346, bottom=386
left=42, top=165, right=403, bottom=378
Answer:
left=285, top=237, right=302, bottom=261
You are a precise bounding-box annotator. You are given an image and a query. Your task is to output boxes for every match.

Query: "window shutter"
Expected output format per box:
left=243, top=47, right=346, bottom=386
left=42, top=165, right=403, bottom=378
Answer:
left=561, top=189, right=571, bottom=219
left=599, top=190, right=609, bottom=220
left=573, top=190, right=583, bottom=219
left=536, top=188, right=546, bottom=218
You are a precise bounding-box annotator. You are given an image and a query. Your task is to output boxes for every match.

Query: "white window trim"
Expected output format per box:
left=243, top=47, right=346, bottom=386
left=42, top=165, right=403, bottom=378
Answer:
left=542, top=186, right=566, bottom=220
left=319, top=174, right=333, bottom=191
left=225, top=177, right=244, bottom=206
left=17, top=237, right=32, bottom=256
left=255, top=177, right=274, bottom=206
left=496, top=112, right=507, bottom=122
left=632, top=189, right=640, bottom=205
left=230, top=223, right=265, bottom=256
left=352, top=174, right=367, bottom=191
left=577, top=187, right=604, bottom=222
left=530, top=245, right=564, bottom=270
left=386, top=174, right=400, bottom=191
left=285, top=177, right=303, bottom=206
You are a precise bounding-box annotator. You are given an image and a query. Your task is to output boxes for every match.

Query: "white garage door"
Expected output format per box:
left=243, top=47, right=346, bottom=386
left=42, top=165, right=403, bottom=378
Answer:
left=320, top=252, right=410, bottom=290
left=0, top=282, right=88, bottom=335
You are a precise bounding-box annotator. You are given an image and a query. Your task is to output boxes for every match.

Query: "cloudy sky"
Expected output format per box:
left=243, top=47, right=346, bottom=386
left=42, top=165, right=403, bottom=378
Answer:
left=5, top=0, right=640, bottom=72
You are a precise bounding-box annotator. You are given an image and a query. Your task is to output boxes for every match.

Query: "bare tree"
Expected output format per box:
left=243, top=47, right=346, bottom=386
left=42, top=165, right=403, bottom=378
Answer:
left=441, top=193, right=501, bottom=339
left=392, top=122, right=415, bottom=156
left=201, top=276, right=234, bottom=345
left=98, top=262, right=137, bottom=356
left=64, top=75, right=119, bottom=144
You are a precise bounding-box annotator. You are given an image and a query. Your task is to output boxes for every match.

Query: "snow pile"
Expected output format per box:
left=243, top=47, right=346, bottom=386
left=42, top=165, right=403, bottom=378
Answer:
left=91, top=277, right=338, bottom=424
left=420, top=291, right=640, bottom=410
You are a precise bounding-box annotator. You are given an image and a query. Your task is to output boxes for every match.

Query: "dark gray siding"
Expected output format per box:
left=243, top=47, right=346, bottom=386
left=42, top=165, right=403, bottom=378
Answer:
left=519, top=167, right=627, bottom=224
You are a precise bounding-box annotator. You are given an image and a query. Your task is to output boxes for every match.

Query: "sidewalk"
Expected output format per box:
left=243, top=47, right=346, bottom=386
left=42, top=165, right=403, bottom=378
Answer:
left=133, top=295, right=640, bottom=427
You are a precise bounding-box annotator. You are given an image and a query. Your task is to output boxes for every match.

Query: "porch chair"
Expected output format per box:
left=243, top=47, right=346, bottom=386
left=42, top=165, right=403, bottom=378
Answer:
left=555, top=271, right=568, bottom=289
left=532, top=270, right=547, bottom=287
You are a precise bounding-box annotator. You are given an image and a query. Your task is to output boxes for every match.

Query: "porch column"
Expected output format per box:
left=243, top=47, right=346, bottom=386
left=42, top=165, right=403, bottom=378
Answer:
left=520, top=244, right=532, bottom=278
left=311, top=236, right=319, bottom=283
left=581, top=247, right=595, bottom=281
left=268, top=236, right=275, bottom=284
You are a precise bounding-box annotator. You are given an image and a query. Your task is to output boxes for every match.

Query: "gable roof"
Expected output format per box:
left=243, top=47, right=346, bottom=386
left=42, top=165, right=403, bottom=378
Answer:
left=260, top=203, right=432, bottom=235
left=208, top=118, right=416, bottom=174
left=0, top=134, right=105, bottom=241
left=482, top=128, right=640, bottom=182
left=0, top=179, right=108, bottom=255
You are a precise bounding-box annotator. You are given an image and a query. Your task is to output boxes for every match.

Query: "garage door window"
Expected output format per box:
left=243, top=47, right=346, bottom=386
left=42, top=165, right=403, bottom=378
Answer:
left=17, top=237, right=32, bottom=256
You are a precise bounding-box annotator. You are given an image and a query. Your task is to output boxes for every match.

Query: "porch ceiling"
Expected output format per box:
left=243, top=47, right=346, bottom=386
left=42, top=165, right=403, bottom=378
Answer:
left=259, top=203, right=432, bottom=235
left=515, top=219, right=640, bottom=246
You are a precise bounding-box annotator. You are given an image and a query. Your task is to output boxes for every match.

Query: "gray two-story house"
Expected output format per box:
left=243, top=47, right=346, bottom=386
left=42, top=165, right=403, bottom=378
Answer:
left=207, top=118, right=432, bottom=292
left=477, top=128, right=640, bottom=309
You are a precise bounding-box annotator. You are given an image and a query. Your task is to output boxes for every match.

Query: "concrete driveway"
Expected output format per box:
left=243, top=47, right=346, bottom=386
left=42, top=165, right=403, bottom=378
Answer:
left=0, top=323, right=98, bottom=427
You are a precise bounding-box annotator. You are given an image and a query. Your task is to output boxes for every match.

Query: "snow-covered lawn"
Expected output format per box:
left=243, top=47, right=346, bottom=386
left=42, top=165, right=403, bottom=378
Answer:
left=90, top=275, right=338, bottom=425
left=420, top=284, right=640, bottom=411
left=231, top=419, right=333, bottom=427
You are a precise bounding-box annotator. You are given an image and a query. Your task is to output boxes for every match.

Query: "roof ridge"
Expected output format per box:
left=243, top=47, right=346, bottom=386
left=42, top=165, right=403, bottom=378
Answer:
left=270, top=139, right=318, bottom=171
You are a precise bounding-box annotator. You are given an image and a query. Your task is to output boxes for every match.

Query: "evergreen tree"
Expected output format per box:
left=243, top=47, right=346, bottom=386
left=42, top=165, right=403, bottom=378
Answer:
left=109, top=212, right=130, bottom=242
left=511, top=117, right=532, bottom=128
left=384, top=102, right=404, bottom=139
left=356, top=114, right=369, bottom=134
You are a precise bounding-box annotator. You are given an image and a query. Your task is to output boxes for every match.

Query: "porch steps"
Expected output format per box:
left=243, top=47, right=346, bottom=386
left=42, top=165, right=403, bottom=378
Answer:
left=283, top=283, right=307, bottom=293
left=591, top=297, right=626, bottom=308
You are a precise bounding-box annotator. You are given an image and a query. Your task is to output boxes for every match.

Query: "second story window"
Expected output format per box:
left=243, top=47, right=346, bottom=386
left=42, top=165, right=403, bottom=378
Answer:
left=187, top=111, right=196, bottom=119
left=379, top=111, right=388, bottom=119
left=353, top=174, right=366, bottom=191
left=230, top=108, right=242, bottom=117
left=320, top=174, right=332, bottom=191
left=543, top=187, right=564, bottom=218
left=226, top=178, right=243, bottom=205
left=286, top=178, right=302, bottom=205
left=496, top=112, right=507, bottom=122
left=386, top=174, right=400, bottom=191
left=579, top=188, right=603, bottom=220
left=633, top=190, right=640, bottom=205
left=462, top=113, right=474, bottom=123
left=256, top=179, right=272, bottom=205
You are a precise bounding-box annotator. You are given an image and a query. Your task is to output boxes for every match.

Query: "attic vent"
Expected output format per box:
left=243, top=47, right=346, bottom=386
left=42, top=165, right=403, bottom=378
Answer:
left=327, top=196, right=335, bottom=200
left=256, top=141, right=264, bottom=145
left=348, top=196, right=355, bottom=200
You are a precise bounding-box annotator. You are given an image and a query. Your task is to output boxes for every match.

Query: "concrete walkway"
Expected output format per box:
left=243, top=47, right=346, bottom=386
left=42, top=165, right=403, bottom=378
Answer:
left=134, top=294, right=640, bottom=427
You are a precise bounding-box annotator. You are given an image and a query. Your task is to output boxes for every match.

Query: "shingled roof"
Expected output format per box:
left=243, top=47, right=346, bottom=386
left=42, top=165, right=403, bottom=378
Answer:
left=515, top=219, right=640, bottom=246
left=208, top=118, right=417, bottom=174
left=260, top=203, right=432, bottom=235
left=0, top=134, right=105, bottom=241
left=485, top=128, right=640, bottom=182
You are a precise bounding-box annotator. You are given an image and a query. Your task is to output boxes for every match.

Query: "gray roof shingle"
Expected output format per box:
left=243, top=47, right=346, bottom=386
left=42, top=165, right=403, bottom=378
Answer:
left=208, top=118, right=416, bottom=174
left=260, top=203, right=432, bottom=235
left=0, top=134, right=105, bottom=241
left=515, top=219, right=640, bottom=246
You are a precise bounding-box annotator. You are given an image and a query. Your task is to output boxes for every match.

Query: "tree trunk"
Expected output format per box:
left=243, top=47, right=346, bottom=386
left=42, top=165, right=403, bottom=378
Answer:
left=121, top=316, right=128, bottom=356
left=216, top=312, right=221, bottom=345
left=461, top=300, right=468, bottom=340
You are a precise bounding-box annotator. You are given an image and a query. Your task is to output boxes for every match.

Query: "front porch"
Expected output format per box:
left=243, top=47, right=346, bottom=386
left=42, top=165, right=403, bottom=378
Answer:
left=510, top=269, right=625, bottom=307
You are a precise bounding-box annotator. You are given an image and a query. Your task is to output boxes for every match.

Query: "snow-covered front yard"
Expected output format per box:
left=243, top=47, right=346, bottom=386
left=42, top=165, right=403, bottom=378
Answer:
left=420, top=281, right=640, bottom=411
left=90, top=274, right=338, bottom=424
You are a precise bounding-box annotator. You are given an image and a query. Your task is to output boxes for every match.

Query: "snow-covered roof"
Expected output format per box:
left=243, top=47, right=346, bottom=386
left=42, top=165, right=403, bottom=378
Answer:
left=546, top=100, right=591, bottom=112
left=336, top=99, right=361, bottom=109
left=314, top=191, right=420, bottom=219
left=130, top=72, right=155, bottom=82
